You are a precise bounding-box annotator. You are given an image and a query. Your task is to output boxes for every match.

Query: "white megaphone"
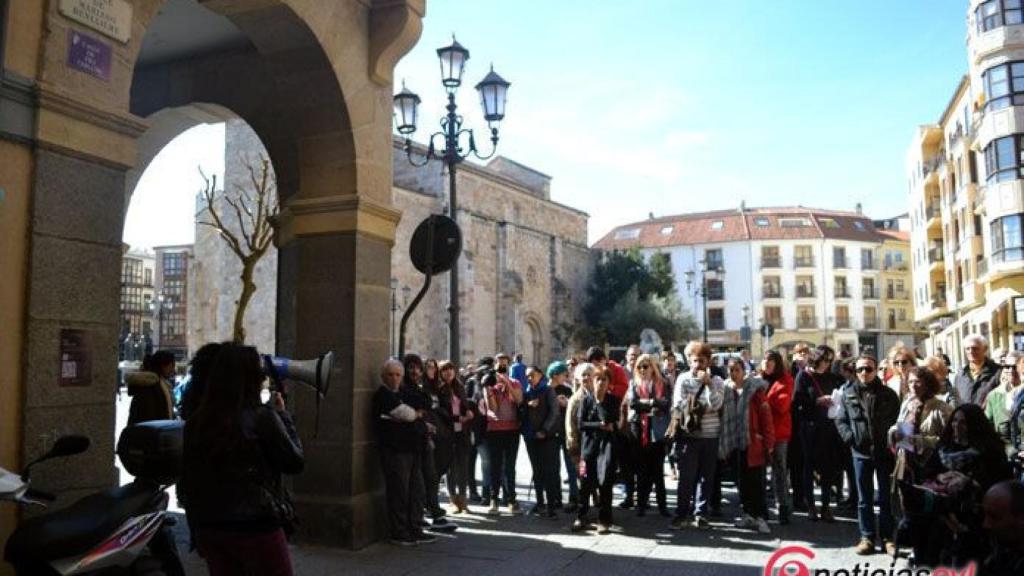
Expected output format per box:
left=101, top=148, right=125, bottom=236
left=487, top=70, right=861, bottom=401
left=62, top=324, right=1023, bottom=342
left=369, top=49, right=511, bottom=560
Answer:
left=263, top=351, right=335, bottom=399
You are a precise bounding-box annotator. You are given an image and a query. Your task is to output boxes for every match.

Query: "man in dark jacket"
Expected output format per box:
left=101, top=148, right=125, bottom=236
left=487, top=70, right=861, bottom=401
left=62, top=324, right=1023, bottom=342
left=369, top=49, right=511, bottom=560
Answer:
left=400, top=354, right=453, bottom=531
left=835, top=354, right=900, bottom=557
left=983, top=480, right=1024, bottom=576
left=373, top=359, right=434, bottom=546
left=954, top=334, right=1000, bottom=407
left=523, top=365, right=561, bottom=518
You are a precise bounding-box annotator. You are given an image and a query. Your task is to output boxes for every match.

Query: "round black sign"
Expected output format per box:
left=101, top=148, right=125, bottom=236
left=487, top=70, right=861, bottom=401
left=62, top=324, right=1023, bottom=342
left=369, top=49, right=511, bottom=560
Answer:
left=410, top=215, right=463, bottom=276
left=760, top=323, right=775, bottom=339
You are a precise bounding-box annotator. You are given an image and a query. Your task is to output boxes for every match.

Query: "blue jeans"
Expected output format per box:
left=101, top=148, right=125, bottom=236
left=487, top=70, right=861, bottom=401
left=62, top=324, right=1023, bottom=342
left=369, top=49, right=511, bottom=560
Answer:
left=853, top=454, right=893, bottom=542
left=675, top=436, right=719, bottom=518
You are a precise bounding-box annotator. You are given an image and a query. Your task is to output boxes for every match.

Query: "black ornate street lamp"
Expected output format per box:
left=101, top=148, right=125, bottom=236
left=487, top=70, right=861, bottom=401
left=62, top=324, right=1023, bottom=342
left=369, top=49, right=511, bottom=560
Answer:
left=394, top=36, right=510, bottom=363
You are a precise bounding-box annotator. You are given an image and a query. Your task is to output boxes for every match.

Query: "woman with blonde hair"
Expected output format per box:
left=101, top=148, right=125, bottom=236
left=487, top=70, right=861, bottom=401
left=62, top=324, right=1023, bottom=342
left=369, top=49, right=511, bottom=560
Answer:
left=625, top=353, right=672, bottom=516
left=922, top=355, right=955, bottom=403
left=885, top=345, right=917, bottom=401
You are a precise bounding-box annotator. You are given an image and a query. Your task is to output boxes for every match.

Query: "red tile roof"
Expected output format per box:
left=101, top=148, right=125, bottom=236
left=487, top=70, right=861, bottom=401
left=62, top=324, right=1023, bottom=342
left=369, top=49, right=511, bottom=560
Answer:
left=876, top=229, right=910, bottom=242
left=593, top=207, right=886, bottom=250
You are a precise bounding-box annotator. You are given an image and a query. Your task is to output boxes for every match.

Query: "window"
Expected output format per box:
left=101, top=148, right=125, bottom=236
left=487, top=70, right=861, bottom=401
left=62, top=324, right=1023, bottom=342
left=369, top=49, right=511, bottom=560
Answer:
left=143, top=268, right=153, bottom=286
left=708, top=308, right=725, bottom=331
left=763, top=276, right=782, bottom=298
left=797, top=306, right=816, bottom=328
left=976, top=0, right=1024, bottom=34
left=861, top=248, right=876, bottom=269
left=863, top=278, right=877, bottom=298
left=163, top=252, right=186, bottom=276
left=754, top=217, right=770, bottom=227
left=705, top=249, right=723, bottom=271
left=614, top=228, right=641, bottom=240
left=796, top=276, right=815, bottom=298
left=834, top=276, right=849, bottom=298
left=836, top=305, right=850, bottom=328
left=984, top=135, right=1024, bottom=183
left=761, top=246, right=780, bottom=268
left=991, top=213, right=1024, bottom=262
left=833, top=246, right=847, bottom=268
left=706, top=278, right=725, bottom=300
left=710, top=221, right=724, bottom=230
left=819, top=217, right=839, bottom=229
left=794, top=245, right=814, bottom=267
left=780, top=218, right=810, bottom=228
left=764, top=306, right=782, bottom=327
left=983, top=61, right=1024, bottom=112
left=660, top=225, right=674, bottom=235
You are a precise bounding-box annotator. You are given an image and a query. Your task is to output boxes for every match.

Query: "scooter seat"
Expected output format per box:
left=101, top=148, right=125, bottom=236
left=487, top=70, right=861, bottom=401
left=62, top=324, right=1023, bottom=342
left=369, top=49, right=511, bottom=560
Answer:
left=4, top=481, right=162, bottom=563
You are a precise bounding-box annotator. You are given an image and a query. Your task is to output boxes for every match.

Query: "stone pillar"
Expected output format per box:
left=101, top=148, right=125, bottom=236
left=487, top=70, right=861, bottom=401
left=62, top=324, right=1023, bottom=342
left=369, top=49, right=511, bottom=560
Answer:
left=275, top=195, right=400, bottom=548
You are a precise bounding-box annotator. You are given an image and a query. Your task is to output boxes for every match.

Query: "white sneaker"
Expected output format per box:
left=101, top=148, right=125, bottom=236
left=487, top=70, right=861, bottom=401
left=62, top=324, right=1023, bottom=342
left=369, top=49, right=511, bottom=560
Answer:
left=756, top=518, right=771, bottom=534
left=734, top=514, right=757, bottom=529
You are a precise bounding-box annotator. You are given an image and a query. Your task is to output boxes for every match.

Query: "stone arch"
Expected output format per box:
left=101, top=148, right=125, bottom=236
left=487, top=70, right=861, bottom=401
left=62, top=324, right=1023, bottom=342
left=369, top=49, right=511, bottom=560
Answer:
left=11, top=0, right=424, bottom=551
left=521, top=312, right=546, bottom=367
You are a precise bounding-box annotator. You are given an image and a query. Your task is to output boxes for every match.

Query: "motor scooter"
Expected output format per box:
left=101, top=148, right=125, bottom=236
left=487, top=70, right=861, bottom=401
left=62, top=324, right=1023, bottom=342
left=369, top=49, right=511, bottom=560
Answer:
left=2, top=421, right=186, bottom=575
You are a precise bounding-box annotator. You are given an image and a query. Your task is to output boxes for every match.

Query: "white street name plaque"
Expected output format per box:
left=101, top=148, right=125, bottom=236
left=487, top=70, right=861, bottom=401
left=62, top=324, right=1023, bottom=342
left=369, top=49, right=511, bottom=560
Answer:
left=59, top=0, right=132, bottom=44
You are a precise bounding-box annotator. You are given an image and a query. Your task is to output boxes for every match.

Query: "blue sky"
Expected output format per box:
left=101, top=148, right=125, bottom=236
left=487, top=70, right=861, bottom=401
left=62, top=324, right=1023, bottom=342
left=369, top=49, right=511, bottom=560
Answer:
left=126, top=1, right=969, bottom=249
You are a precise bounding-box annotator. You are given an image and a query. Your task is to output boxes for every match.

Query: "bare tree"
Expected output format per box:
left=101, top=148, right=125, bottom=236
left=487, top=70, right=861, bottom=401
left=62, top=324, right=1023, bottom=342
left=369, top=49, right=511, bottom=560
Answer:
left=196, top=156, right=278, bottom=344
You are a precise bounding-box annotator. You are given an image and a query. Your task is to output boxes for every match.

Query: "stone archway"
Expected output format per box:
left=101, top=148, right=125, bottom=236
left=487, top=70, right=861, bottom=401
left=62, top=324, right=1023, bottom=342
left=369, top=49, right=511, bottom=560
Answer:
left=3, top=0, right=424, bottom=551
left=521, top=313, right=546, bottom=367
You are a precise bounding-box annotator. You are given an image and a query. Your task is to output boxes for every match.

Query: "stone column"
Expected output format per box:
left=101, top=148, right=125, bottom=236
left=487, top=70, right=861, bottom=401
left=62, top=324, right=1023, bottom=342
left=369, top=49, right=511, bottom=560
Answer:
left=275, top=194, right=401, bottom=548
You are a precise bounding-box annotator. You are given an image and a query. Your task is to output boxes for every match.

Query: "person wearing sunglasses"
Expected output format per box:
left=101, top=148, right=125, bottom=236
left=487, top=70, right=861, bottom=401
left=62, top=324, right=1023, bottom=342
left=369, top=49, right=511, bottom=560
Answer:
left=625, top=353, right=673, bottom=517
left=835, top=354, right=900, bottom=556
left=954, top=334, right=1001, bottom=408
left=884, top=345, right=917, bottom=402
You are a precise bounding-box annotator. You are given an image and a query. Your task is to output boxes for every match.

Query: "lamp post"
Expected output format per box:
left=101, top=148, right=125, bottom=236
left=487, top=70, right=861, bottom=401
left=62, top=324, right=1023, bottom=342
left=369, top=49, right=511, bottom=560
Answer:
left=393, top=36, right=510, bottom=364
left=684, top=260, right=724, bottom=343
left=741, top=304, right=751, bottom=350
left=153, top=292, right=175, bottom=351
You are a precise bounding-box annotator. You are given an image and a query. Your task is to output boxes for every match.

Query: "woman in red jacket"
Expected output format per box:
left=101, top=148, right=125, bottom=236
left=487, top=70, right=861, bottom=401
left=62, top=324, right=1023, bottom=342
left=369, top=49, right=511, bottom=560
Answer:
left=762, top=350, right=794, bottom=524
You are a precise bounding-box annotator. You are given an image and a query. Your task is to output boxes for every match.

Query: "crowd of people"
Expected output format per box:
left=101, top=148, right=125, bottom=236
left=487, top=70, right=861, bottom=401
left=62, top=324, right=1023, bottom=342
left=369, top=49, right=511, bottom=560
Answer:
left=372, top=337, right=1024, bottom=575
left=119, top=333, right=1024, bottom=575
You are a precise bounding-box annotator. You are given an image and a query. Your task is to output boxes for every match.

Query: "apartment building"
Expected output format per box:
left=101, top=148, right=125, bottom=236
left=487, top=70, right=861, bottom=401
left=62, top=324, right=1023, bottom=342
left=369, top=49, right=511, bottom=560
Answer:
left=907, top=3, right=1024, bottom=365
left=594, top=206, right=917, bottom=357
left=153, top=245, right=193, bottom=361
left=118, top=246, right=156, bottom=361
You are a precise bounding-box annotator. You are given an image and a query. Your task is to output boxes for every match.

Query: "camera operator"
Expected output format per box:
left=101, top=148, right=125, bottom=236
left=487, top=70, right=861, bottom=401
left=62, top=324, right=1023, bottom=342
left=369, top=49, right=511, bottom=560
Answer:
left=180, top=343, right=304, bottom=576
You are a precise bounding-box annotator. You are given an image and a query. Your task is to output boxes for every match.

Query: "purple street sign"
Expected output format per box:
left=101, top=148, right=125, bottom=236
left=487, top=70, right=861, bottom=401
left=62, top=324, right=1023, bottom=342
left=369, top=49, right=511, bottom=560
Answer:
left=67, top=29, right=112, bottom=81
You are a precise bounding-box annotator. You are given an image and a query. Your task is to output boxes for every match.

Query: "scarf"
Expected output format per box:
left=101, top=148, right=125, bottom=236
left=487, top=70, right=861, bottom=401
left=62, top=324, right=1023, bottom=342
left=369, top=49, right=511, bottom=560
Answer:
left=939, top=446, right=981, bottom=472
left=636, top=377, right=664, bottom=446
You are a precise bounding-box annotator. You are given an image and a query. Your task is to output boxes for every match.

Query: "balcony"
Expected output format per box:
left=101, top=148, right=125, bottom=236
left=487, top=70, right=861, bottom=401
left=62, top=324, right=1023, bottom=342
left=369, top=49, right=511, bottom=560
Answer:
left=931, top=295, right=947, bottom=310
left=928, top=248, right=944, bottom=272
left=833, top=257, right=847, bottom=269
left=883, top=260, right=909, bottom=272
left=797, top=316, right=818, bottom=329
left=834, top=288, right=851, bottom=299
left=925, top=204, right=941, bottom=230
left=922, top=154, right=942, bottom=183
left=861, top=259, right=878, bottom=271
left=863, top=288, right=879, bottom=300
left=707, top=289, right=725, bottom=301
left=794, top=257, right=815, bottom=268
left=795, top=286, right=816, bottom=298
left=863, top=317, right=879, bottom=330
left=835, top=317, right=851, bottom=329
left=886, top=289, right=909, bottom=301
left=760, top=257, right=781, bottom=269
left=762, top=287, right=783, bottom=299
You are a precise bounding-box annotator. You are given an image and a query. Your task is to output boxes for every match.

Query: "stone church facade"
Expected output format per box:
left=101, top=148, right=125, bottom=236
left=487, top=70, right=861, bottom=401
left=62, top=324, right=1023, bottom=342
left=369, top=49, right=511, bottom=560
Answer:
left=190, top=120, right=591, bottom=367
